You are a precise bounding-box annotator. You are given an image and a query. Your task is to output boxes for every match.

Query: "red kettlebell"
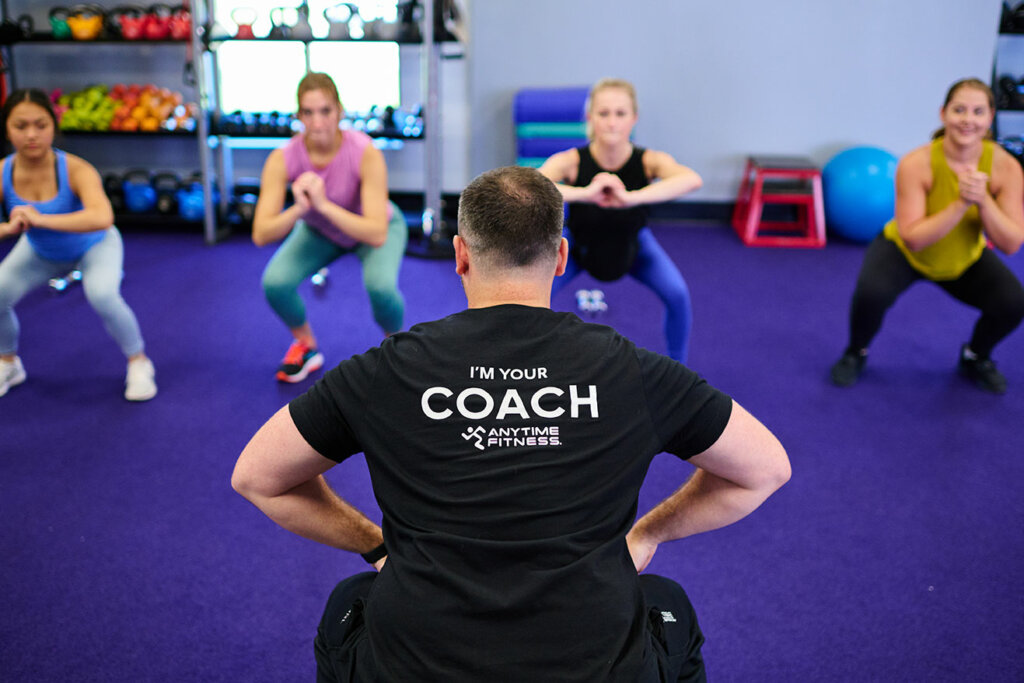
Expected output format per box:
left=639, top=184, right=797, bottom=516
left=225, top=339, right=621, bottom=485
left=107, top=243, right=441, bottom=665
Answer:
left=116, top=5, right=147, bottom=40
left=144, top=3, right=172, bottom=39
left=168, top=5, right=191, bottom=40
left=231, top=7, right=256, bottom=39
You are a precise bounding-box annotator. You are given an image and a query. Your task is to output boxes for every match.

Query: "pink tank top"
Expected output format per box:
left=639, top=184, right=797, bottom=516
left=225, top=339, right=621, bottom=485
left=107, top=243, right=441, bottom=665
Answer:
left=282, top=129, right=389, bottom=247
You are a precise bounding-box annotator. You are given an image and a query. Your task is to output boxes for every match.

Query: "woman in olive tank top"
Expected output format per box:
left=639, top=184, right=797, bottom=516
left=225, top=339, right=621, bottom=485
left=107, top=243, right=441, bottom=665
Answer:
left=830, top=78, right=1024, bottom=394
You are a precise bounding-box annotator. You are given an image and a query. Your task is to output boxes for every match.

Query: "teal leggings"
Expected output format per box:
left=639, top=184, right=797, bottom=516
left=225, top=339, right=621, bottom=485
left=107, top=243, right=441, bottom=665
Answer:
left=262, top=205, right=407, bottom=334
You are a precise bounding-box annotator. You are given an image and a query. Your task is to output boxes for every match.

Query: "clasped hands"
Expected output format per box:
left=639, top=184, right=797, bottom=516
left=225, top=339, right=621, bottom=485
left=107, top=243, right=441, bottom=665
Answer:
left=959, top=169, right=991, bottom=206
left=291, top=171, right=329, bottom=214
left=0, top=204, right=43, bottom=238
left=583, top=172, right=635, bottom=208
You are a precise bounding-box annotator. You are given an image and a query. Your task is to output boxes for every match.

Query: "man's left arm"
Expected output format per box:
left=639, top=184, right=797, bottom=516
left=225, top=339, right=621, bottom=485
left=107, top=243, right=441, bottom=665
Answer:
left=232, top=406, right=385, bottom=565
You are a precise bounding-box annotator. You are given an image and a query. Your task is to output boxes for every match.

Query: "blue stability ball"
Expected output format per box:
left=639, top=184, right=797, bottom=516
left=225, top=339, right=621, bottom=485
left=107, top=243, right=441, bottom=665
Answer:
left=822, top=146, right=898, bottom=243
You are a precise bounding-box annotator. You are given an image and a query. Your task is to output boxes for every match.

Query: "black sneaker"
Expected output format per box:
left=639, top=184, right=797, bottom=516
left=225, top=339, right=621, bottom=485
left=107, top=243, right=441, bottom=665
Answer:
left=958, top=345, right=1007, bottom=395
left=830, top=350, right=866, bottom=387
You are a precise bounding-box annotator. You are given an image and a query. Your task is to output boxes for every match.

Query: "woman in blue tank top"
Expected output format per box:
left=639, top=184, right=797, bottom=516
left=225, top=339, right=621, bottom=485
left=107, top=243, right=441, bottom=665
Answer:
left=0, top=89, right=156, bottom=401
left=538, top=78, right=702, bottom=362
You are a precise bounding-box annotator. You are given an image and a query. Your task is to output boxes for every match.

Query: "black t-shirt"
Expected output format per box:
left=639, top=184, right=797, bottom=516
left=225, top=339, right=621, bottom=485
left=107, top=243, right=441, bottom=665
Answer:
left=567, top=145, right=650, bottom=281
left=290, top=305, right=732, bottom=681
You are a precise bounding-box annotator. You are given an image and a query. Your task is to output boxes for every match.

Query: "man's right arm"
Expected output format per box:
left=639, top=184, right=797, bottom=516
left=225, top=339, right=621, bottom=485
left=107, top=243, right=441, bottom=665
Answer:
left=626, top=400, right=790, bottom=572
left=231, top=406, right=385, bottom=562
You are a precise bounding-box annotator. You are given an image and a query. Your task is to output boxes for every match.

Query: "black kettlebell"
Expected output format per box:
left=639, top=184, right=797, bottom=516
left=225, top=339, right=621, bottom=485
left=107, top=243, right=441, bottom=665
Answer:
left=0, top=13, right=33, bottom=43
left=233, top=177, right=260, bottom=223
left=153, top=171, right=182, bottom=214
left=241, top=111, right=257, bottom=135
left=257, top=112, right=275, bottom=136
left=268, top=111, right=288, bottom=136
left=216, top=110, right=239, bottom=134
left=267, top=7, right=291, bottom=40
left=104, top=172, right=125, bottom=211
left=1013, top=2, right=1024, bottom=32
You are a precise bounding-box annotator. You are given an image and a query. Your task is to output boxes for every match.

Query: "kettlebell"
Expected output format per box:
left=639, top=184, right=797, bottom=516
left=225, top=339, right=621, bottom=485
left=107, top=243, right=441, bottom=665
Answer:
left=144, top=3, right=173, bottom=40
left=240, top=111, right=258, bottom=135
left=103, top=172, right=125, bottom=212
left=366, top=17, right=398, bottom=41
left=231, top=7, right=256, bottom=39
left=49, top=7, right=72, bottom=39
left=267, top=7, right=291, bottom=40
left=152, top=172, right=181, bottom=214
left=168, top=4, right=191, bottom=40
left=106, top=5, right=145, bottom=39
left=396, top=0, right=422, bottom=42
left=67, top=4, right=105, bottom=40
left=324, top=3, right=353, bottom=40
left=257, top=112, right=276, bottom=136
left=272, top=111, right=293, bottom=136
left=122, top=169, right=157, bottom=213
left=290, top=1, right=314, bottom=41
left=176, top=174, right=207, bottom=222
left=222, top=110, right=244, bottom=134
left=110, top=4, right=146, bottom=39
left=0, top=14, right=33, bottom=43
left=233, top=177, right=260, bottom=224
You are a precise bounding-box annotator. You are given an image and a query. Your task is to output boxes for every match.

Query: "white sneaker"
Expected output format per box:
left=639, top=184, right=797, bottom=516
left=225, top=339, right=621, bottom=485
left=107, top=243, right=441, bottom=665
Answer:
left=0, top=356, right=26, bottom=397
left=125, top=357, right=157, bottom=401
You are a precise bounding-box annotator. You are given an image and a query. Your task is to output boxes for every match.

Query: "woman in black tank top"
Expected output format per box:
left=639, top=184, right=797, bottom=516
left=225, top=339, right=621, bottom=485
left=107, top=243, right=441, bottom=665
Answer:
left=538, top=78, right=702, bottom=362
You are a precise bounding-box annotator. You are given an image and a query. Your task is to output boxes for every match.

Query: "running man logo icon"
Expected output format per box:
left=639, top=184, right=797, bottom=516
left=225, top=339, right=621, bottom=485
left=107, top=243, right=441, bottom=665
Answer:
left=461, top=426, right=487, bottom=451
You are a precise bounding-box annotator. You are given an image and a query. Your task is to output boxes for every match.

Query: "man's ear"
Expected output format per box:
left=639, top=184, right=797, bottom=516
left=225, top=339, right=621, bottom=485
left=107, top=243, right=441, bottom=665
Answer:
left=554, top=237, right=569, bottom=276
left=454, top=235, right=470, bottom=276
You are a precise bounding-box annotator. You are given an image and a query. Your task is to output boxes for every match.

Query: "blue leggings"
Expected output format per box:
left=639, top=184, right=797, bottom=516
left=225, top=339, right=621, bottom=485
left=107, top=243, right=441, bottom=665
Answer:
left=262, top=206, right=407, bottom=334
left=0, top=227, right=145, bottom=357
left=553, top=227, right=692, bottom=362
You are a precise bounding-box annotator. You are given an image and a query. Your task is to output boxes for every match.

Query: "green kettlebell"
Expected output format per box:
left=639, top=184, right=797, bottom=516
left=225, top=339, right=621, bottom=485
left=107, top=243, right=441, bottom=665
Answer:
left=49, top=7, right=72, bottom=39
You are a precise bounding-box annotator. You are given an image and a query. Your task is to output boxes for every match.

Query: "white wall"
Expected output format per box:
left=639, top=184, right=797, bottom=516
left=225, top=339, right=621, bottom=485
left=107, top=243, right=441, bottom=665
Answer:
left=464, top=0, right=1003, bottom=201
left=4, top=1, right=1005, bottom=201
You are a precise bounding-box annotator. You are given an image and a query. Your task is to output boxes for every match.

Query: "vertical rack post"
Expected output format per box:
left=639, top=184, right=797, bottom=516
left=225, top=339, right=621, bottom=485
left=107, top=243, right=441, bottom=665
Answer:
left=193, top=0, right=219, bottom=244
left=421, top=0, right=442, bottom=241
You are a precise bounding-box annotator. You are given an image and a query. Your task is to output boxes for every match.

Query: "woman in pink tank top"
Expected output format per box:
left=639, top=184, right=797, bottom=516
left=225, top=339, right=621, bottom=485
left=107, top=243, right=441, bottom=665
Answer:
left=252, top=73, right=407, bottom=383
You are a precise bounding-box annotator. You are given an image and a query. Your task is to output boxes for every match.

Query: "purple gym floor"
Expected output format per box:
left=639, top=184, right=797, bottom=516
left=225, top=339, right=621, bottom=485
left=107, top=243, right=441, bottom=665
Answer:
left=1, top=222, right=1022, bottom=681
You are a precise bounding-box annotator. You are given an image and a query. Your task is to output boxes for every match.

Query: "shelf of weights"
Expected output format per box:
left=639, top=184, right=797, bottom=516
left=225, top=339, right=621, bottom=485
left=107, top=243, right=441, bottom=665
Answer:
left=3, top=27, right=218, bottom=235
left=7, top=32, right=199, bottom=136
left=994, top=6, right=1024, bottom=165
left=200, top=46, right=445, bottom=245
left=195, top=0, right=463, bottom=247
left=16, top=32, right=189, bottom=44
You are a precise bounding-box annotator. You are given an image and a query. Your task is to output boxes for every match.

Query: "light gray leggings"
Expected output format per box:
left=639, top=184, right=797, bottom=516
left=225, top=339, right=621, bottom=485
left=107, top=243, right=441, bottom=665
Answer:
left=0, top=228, right=145, bottom=357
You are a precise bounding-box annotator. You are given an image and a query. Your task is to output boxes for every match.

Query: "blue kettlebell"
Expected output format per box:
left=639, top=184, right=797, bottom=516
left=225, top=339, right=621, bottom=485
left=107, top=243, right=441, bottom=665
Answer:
left=122, top=169, right=156, bottom=213
left=176, top=173, right=216, bottom=222
left=176, top=182, right=204, bottom=222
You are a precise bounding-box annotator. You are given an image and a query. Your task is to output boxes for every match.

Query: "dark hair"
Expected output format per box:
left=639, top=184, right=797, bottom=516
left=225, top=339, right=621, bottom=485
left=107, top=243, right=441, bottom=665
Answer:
left=2, top=88, right=59, bottom=140
left=457, top=166, right=564, bottom=269
left=932, top=78, right=995, bottom=140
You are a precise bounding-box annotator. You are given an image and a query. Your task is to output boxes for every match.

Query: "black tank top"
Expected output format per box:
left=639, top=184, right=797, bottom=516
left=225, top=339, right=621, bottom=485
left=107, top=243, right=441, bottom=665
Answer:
left=566, top=145, right=650, bottom=281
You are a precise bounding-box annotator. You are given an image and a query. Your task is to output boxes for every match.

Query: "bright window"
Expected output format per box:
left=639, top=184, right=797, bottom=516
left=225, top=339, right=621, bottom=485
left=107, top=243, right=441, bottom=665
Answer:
left=213, top=1, right=402, bottom=115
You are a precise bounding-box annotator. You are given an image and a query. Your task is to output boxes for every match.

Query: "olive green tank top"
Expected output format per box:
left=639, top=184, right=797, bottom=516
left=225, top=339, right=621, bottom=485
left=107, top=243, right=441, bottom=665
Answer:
left=883, top=137, right=992, bottom=280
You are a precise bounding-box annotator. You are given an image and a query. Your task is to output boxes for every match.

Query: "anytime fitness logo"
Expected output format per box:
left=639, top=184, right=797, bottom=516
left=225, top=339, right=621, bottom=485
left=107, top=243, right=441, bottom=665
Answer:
left=424, top=365, right=599, bottom=452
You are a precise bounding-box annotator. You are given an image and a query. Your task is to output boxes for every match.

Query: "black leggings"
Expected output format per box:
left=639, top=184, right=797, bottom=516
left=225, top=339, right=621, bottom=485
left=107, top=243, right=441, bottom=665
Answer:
left=845, top=235, right=1024, bottom=357
left=314, top=572, right=706, bottom=683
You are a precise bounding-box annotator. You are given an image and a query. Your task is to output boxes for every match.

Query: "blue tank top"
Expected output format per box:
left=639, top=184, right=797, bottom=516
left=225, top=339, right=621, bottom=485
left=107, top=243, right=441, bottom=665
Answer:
left=3, top=150, right=104, bottom=262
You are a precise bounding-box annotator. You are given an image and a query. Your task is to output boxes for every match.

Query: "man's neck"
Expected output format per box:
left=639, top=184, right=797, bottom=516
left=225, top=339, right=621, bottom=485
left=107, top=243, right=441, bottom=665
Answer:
left=464, top=279, right=553, bottom=310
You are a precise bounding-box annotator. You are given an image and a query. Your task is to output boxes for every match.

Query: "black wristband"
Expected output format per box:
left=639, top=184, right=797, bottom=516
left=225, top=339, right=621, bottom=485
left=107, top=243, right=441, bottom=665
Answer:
left=360, top=542, right=387, bottom=564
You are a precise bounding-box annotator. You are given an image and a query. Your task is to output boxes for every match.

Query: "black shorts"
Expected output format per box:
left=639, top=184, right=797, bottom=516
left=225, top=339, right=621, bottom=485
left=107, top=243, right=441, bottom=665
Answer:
left=314, top=572, right=706, bottom=683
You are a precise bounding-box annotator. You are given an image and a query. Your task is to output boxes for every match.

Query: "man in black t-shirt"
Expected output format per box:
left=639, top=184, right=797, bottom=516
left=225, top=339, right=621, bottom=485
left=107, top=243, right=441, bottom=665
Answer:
left=233, top=166, right=790, bottom=682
